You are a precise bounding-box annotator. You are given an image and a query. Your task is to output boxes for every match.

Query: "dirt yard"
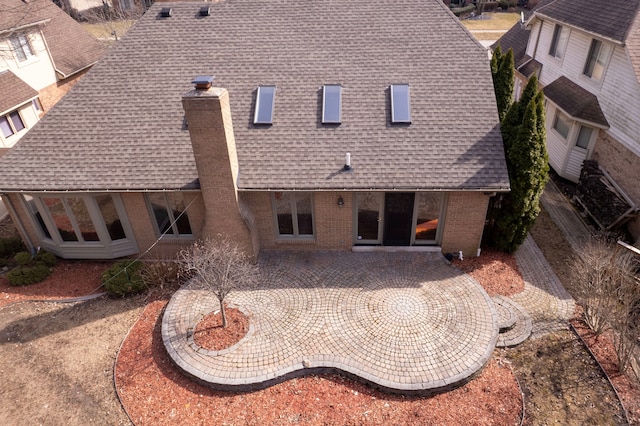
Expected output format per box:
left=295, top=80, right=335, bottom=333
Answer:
left=0, top=208, right=638, bottom=424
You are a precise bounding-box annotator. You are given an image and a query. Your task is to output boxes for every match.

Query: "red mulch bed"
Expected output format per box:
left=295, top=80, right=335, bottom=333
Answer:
left=452, top=247, right=525, bottom=297
left=571, top=314, right=640, bottom=424
left=115, top=299, right=522, bottom=425
left=193, top=306, right=249, bottom=351
left=0, top=260, right=111, bottom=307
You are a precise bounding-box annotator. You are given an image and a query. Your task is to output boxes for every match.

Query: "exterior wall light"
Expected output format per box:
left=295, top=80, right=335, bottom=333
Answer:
left=337, top=196, right=344, bottom=207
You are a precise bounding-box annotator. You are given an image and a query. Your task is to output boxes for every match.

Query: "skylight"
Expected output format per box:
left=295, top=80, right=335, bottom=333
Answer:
left=254, top=86, right=276, bottom=125
left=322, top=85, right=342, bottom=124
left=390, top=84, right=411, bottom=124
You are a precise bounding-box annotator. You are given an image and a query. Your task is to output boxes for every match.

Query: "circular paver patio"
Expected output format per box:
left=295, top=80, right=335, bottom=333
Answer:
left=162, top=251, right=499, bottom=394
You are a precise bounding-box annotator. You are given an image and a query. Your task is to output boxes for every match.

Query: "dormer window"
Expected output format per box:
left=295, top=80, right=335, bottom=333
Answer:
left=583, top=39, right=612, bottom=81
left=254, top=85, right=276, bottom=125
left=10, top=35, right=34, bottom=62
left=390, top=84, right=411, bottom=124
left=322, top=84, right=342, bottom=124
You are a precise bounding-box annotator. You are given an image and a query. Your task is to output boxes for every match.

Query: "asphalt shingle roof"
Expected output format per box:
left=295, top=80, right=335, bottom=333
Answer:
left=543, top=76, right=609, bottom=127
left=0, top=71, right=38, bottom=114
left=535, top=0, right=640, bottom=43
left=0, top=0, right=509, bottom=192
left=0, top=0, right=106, bottom=77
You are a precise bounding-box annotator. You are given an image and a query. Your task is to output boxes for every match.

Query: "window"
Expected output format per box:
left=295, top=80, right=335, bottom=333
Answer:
left=549, top=24, right=567, bottom=59
left=414, top=193, right=442, bottom=243
left=20, top=193, right=137, bottom=258
left=552, top=110, right=571, bottom=139
left=322, top=85, right=342, bottom=124
left=0, top=110, right=25, bottom=139
left=10, top=34, right=34, bottom=62
left=254, top=85, right=276, bottom=124
left=390, top=84, right=411, bottom=123
left=146, top=193, right=192, bottom=236
left=583, top=39, right=612, bottom=81
left=575, top=126, right=593, bottom=149
left=273, top=192, right=314, bottom=237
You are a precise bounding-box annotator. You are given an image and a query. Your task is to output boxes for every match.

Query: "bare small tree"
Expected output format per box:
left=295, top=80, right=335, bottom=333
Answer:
left=179, top=238, right=257, bottom=328
left=572, top=237, right=619, bottom=336
left=572, top=236, right=640, bottom=374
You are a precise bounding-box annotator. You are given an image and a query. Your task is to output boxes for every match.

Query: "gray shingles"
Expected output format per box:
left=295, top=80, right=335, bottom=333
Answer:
left=0, top=71, right=38, bottom=114
left=535, top=0, right=640, bottom=43
left=543, top=76, right=609, bottom=127
left=0, top=0, right=509, bottom=192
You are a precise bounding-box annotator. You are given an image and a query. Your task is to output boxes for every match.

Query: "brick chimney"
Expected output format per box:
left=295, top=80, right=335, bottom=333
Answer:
left=182, top=76, right=255, bottom=259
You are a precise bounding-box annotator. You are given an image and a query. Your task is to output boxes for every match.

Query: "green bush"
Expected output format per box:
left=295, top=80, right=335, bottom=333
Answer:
left=0, top=237, right=25, bottom=258
left=36, top=250, right=57, bottom=267
left=7, top=262, right=51, bottom=286
left=102, top=260, right=146, bottom=297
left=14, top=251, right=33, bottom=266
left=498, top=0, right=517, bottom=8
left=6, top=249, right=57, bottom=286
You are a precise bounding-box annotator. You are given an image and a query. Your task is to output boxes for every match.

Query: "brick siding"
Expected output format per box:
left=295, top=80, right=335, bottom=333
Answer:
left=441, top=192, right=490, bottom=257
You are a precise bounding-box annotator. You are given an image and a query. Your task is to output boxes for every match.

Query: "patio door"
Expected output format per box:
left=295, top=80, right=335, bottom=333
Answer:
left=355, top=192, right=383, bottom=244
left=383, top=193, right=415, bottom=246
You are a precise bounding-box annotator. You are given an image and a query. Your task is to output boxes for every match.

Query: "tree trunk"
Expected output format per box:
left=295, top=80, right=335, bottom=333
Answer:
left=220, top=300, right=228, bottom=328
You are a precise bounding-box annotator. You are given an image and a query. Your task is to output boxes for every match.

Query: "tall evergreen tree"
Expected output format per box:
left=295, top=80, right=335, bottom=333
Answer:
left=494, top=48, right=514, bottom=121
left=485, top=79, right=549, bottom=253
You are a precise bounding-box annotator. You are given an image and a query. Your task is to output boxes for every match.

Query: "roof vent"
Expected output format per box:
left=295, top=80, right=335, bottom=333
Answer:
left=160, top=7, right=172, bottom=18
left=191, top=75, right=214, bottom=90
left=199, top=6, right=211, bottom=17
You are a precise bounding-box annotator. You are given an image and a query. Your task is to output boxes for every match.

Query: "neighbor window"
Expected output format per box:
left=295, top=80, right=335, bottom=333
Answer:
left=583, top=39, right=612, bottom=81
left=0, top=110, right=25, bottom=138
left=273, top=192, right=314, bottom=237
left=146, top=193, right=193, bottom=236
left=575, top=125, right=593, bottom=149
left=552, top=110, right=571, bottom=139
left=10, top=34, right=34, bottom=62
left=549, top=24, right=567, bottom=59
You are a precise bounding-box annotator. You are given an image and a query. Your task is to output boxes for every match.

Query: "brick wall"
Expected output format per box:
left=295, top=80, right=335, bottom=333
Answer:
left=593, top=131, right=640, bottom=240
left=37, top=69, right=89, bottom=113
left=3, top=193, right=40, bottom=249
left=243, top=191, right=353, bottom=251
left=440, top=192, right=490, bottom=257
left=120, top=191, right=206, bottom=259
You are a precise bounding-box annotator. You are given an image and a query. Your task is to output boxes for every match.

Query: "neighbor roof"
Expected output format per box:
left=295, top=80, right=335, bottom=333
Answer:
left=543, top=76, right=609, bottom=128
left=0, top=71, right=38, bottom=114
left=535, top=0, right=640, bottom=43
left=0, top=0, right=509, bottom=192
left=0, top=0, right=106, bottom=78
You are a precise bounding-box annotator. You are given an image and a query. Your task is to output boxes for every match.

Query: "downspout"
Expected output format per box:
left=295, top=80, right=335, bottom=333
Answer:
left=2, top=195, right=34, bottom=251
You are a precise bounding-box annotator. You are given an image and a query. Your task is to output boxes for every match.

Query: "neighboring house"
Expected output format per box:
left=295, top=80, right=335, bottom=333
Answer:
left=0, top=0, right=106, bottom=153
left=0, top=0, right=509, bottom=261
left=495, top=0, right=640, bottom=240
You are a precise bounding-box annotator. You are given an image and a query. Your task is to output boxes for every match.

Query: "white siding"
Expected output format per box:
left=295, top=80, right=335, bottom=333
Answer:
left=0, top=29, right=57, bottom=91
left=525, top=20, right=542, bottom=58
left=566, top=148, right=587, bottom=182
left=599, top=46, right=640, bottom=156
